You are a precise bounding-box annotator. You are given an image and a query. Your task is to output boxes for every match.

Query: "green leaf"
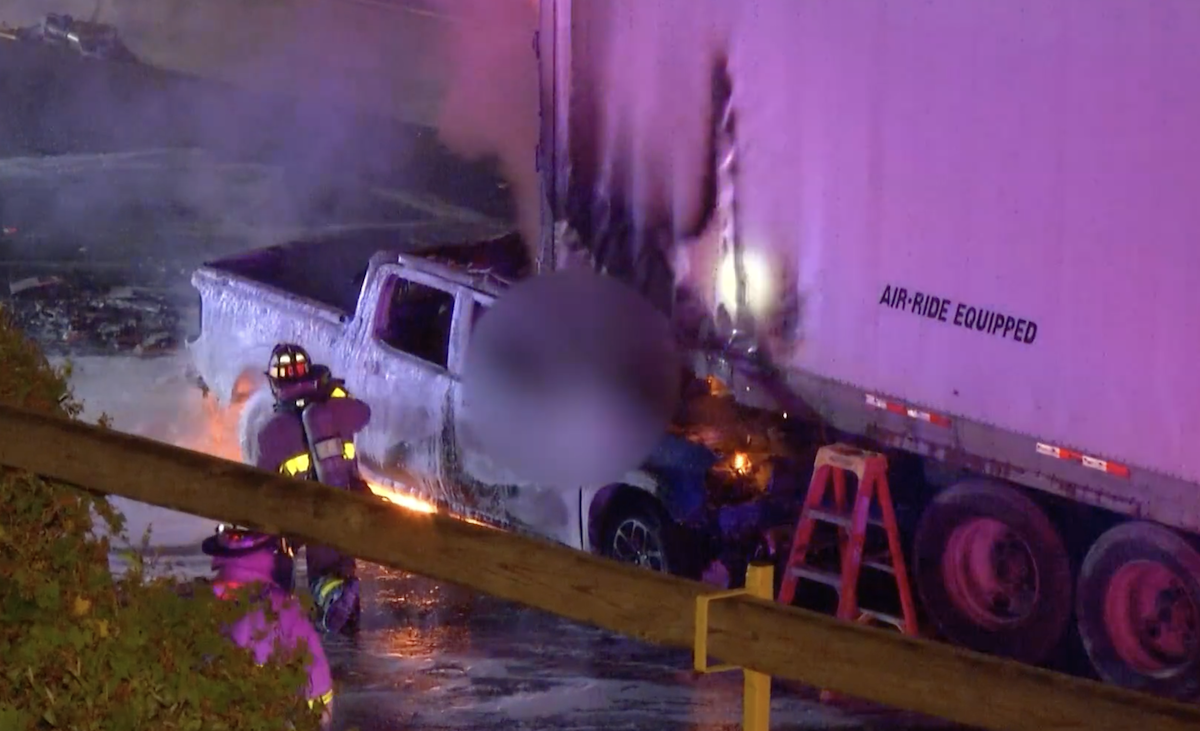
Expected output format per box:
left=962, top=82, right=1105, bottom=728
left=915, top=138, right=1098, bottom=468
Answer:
left=33, top=581, right=60, bottom=610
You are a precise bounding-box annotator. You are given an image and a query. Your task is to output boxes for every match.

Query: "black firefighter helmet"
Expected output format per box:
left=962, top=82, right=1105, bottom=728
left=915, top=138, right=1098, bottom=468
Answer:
left=266, top=342, right=315, bottom=398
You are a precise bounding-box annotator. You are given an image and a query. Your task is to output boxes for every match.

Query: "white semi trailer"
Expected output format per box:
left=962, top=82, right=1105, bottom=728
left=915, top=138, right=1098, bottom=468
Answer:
left=535, top=0, right=1200, bottom=700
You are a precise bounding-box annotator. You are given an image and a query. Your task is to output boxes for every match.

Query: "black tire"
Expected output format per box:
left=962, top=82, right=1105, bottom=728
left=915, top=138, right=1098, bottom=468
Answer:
left=913, top=479, right=1072, bottom=664
left=1077, top=521, right=1200, bottom=700
left=599, top=491, right=692, bottom=578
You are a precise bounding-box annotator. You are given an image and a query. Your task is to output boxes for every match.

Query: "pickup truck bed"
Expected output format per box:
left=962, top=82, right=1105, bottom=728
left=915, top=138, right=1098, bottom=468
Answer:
left=206, top=223, right=527, bottom=317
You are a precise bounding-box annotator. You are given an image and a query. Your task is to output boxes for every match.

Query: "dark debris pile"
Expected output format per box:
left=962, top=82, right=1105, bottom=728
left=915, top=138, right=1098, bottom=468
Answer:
left=0, top=13, right=139, bottom=63
left=2, top=271, right=180, bottom=356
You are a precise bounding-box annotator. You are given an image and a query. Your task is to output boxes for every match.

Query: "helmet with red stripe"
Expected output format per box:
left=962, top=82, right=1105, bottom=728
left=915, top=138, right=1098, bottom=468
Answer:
left=266, top=343, right=314, bottom=398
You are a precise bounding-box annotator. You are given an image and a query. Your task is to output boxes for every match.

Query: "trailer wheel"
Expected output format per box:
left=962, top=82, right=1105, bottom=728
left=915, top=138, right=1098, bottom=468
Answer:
left=1076, top=521, right=1200, bottom=700
left=913, top=480, right=1072, bottom=664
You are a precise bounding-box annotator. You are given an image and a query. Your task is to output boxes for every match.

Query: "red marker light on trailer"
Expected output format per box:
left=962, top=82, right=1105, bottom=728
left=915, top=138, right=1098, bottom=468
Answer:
left=865, top=394, right=952, bottom=427
left=1036, top=442, right=1130, bottom=478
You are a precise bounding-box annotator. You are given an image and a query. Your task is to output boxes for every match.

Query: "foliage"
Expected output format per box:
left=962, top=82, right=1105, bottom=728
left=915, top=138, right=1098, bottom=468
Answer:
left=0, top=309, right=323, bottom=731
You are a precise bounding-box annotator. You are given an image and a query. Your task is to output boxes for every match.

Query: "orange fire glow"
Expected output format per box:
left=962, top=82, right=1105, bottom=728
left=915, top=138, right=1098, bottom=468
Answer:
left=368, top=482, right=439, bottom=514
left=366, top=481, right=499, bottom=529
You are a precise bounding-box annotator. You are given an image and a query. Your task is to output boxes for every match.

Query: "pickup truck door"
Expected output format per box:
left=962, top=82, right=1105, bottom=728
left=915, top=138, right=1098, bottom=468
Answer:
left=351, top=264, right=462, bottom=500
left=451, top=295, right=585, bottom=548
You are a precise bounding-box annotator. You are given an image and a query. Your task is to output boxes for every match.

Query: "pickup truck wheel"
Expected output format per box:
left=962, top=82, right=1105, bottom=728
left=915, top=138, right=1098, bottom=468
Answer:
left=1077, top=521, right=1200, bottom=700
left=599, top=494, right=686, bottom=577
left=913, top=480, right=1072, bottom=664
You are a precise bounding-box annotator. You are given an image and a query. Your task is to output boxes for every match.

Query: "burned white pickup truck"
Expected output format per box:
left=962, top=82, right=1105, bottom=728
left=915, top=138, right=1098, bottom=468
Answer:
left=187, top=226, right=797, bottom=578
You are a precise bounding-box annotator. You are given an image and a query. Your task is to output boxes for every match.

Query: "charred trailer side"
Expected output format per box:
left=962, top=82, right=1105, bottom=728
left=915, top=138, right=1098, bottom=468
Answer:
left=537, top=0, right=1200, bottom=701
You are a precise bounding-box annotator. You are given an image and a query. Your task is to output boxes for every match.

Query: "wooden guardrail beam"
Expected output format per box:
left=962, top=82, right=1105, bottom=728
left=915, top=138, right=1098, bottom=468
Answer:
left=1, top=402, right=1198, bottom=731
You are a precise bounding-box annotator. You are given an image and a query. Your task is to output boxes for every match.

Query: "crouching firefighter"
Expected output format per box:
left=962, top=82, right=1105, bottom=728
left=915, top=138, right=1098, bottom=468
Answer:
left=201, top=525, right=335, bottom=727
left=257, top=343, right=372, bottom=635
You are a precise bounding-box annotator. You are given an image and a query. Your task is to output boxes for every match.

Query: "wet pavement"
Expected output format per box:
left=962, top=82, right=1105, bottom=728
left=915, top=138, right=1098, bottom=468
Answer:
left=3, top=37, right=962, bottom=731
left=332, top=566, right=945, bottom=731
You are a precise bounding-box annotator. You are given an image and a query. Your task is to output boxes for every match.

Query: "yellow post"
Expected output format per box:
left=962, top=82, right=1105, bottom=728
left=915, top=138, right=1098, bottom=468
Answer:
left=742, top=562, right=774, bottom=731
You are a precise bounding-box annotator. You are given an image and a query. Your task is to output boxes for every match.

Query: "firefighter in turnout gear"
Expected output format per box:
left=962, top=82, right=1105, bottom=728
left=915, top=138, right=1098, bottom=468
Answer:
left=257, top=343, right=372, bottom=635
left=200, top=524, right=335, bottom=726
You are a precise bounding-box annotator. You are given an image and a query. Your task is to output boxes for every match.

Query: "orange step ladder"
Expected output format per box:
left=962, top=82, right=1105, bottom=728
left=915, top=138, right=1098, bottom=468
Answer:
left=777, top=444, right=919, bottom=701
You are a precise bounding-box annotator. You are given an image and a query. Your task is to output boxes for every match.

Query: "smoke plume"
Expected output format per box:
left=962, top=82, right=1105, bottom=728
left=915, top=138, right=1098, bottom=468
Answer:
left=0, top=0, right=483, bottom=266
left=433, top=0, right=542, bottom=255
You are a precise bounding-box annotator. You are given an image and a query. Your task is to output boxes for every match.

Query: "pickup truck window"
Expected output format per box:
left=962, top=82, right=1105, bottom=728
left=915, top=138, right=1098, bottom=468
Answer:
left=374, top=275, right=456, bottom=370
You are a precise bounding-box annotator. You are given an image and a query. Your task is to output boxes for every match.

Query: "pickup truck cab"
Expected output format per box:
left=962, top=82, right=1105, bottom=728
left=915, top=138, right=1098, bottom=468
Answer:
left=187, top=228, right=759, bottom=576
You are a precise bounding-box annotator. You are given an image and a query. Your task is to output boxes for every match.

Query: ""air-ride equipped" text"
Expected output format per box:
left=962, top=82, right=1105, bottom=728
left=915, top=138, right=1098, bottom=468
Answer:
left=878, top=284, right=1038, bottom=345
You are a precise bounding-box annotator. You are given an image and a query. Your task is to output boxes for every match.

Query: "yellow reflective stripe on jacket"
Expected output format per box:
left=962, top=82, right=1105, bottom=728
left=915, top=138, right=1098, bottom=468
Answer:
left=280, top=452, right=311, bottom=476
left=308, top=689, right=334, bottom=709
left=279, top=443, right=354, bottom=477
left=313, top=577, right=344, bottom=606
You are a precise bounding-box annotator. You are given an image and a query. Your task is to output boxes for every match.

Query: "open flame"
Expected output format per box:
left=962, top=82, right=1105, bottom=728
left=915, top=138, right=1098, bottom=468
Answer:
left=185, top=388, right=489, bottom=528
left=367, top=482, right=438, bottom=514
left=366, top=480, right=493, bottom=529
